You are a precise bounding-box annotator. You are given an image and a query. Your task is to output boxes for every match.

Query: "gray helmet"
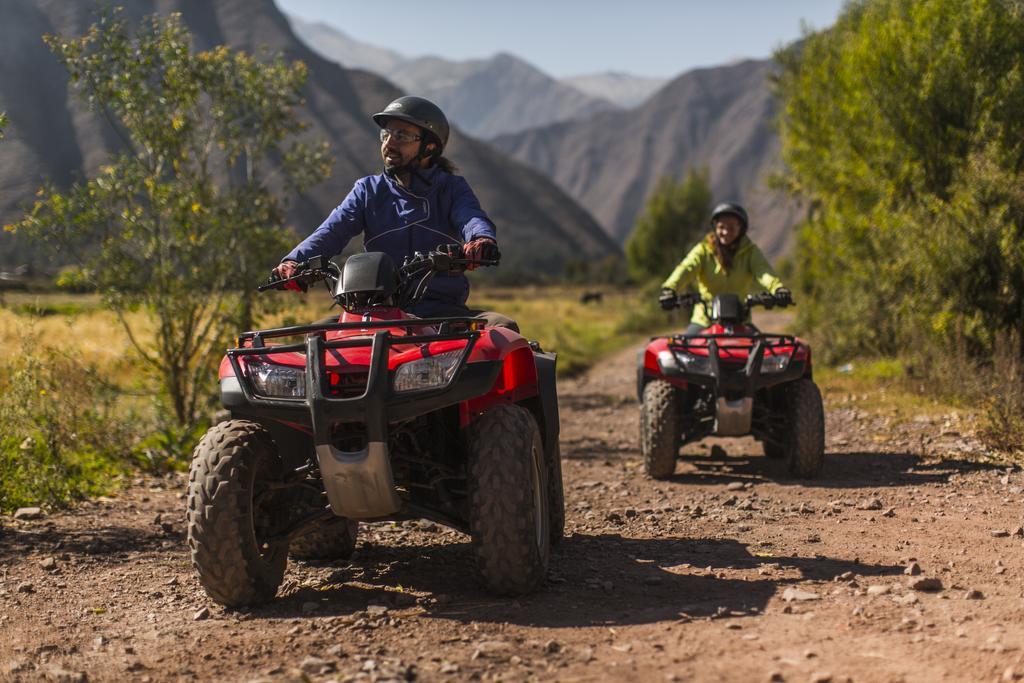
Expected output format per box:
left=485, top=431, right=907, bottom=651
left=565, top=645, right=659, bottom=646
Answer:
left=372, top=96, right=450, bottom=151
left=710, top=202, right=749, bottom=231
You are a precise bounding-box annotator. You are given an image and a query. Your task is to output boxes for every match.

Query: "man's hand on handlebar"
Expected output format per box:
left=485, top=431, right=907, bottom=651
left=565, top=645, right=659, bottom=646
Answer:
left=774, top=287, right=793, bottom=306
left=463, top=237, right=500, bottom=270
left=267, top=260, right=307, bottom=292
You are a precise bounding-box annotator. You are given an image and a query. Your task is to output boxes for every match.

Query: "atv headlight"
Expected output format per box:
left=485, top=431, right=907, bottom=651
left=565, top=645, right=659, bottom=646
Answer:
left=656, top=350, right=678, bottom=372
left=676, top=351, right=711, bottom=374
left=248, top=360, right=305, bottom=398
left=393, top=350, right=462, bottom=393
left=761, top=352, right=791, bottom=374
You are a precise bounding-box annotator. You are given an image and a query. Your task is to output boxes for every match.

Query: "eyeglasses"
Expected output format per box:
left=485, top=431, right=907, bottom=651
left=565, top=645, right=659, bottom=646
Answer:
left=379, top=128, right=422, bottom=144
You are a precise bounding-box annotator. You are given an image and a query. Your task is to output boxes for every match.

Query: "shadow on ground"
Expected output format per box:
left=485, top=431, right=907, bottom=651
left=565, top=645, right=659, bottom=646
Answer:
left=0, top=523, right=172, bottom=562
left=669, top=448, right=1001, bottom=489
left=247, top=533, right=901, bottom=628
left=559, top=393, right=635, bottom=412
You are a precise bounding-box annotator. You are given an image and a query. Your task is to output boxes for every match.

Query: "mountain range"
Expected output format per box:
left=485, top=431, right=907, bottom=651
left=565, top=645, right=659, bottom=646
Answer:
left=287, top=16, right=803, bottom=259
left=287, top=15, right=623, bottom=139
left=286, top=15, right=669, bottom=113
left=561, top=72, right=669, bottom=109
left=0, top=0, right=620, bottom=274
left=492, top=59, right=804, bottom=258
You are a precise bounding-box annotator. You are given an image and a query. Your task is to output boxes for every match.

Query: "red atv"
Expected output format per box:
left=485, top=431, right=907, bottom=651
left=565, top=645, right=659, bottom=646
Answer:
left=186, top=248, right=563, bottom=606
left=637, top=291, right=824, bottom=479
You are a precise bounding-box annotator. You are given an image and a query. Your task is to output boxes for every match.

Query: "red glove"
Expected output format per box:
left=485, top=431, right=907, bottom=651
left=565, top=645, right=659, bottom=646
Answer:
left=463, top=238, right=500, bottom=270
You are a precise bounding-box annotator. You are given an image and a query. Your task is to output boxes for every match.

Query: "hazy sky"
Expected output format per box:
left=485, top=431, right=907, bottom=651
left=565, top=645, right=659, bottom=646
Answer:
left=275, top=0, right=846, bottom=78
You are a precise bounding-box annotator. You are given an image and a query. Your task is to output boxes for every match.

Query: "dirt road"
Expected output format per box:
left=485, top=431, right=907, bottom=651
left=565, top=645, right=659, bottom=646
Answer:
left=3, top=335, right=1024, bottom=682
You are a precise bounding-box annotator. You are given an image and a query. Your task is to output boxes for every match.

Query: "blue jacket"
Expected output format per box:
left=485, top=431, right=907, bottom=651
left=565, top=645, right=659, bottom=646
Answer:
left=284, top=166, right=496, bottom=312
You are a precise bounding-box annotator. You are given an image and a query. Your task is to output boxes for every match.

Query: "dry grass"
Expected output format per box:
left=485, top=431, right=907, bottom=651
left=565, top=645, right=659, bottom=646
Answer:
left=0, top=285, right=667, bottom=378
left=815, top=359, right=962, bottom=422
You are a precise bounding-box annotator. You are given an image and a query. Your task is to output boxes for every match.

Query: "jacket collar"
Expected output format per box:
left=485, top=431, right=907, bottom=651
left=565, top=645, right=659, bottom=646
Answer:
left=382, top=164, right=443, bottom=195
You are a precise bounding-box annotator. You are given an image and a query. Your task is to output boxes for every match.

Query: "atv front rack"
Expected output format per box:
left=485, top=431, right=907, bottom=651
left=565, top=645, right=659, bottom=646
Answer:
left=662, top=332, right=807, bottom=395
left=225, top=316, right=501, bottom=439
left=221, top=316, right=504, bottom=519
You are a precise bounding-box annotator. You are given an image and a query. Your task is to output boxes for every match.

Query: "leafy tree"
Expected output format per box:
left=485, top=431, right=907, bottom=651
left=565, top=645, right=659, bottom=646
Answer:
left=625, top=168, right=712, bottom=283
left=8, top=10, right=331, bottom=429
left=775, top=0, right=1024, bottom=361
left=0, top=112, right=7, bottom=139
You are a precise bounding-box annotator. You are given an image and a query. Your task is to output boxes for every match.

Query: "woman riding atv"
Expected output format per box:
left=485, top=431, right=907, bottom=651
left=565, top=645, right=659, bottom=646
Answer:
left=658, top=202, right=792, bottom=332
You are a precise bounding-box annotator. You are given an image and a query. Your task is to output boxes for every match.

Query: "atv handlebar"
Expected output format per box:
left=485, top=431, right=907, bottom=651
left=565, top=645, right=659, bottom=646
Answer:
left=663, top=291, right=702, bottom=310
left=257, top=245, right=499, bottom=296
left=745, top=290, right=796, bottom=310
left=397, top=245, right=498, bottom=308
left=258, top=255, right=341, bottom=292
left=660, top=290, right=796, bottom=311
left=403, top=243, right=499, bottom=273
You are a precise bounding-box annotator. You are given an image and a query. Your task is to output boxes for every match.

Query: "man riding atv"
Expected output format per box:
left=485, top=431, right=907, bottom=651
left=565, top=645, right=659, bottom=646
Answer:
left=273, top=95, right=516, bottom=330
left=185, top=97, right=563, bottom=607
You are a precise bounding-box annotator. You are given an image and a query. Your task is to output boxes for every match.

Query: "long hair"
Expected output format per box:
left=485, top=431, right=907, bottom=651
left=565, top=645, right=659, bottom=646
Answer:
left=422, top=130, right=458, bottom=174
left=706, top=230, right=745, bottom=273
left=433, top=155, right=458, bottom=174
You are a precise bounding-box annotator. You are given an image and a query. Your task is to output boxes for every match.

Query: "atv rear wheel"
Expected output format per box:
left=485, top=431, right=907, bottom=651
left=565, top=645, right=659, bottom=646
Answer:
left=641, top=380, right=681, bottom=479
left=782, top=379, right=825, bottom=478
left=290, top=518, right=358, bottom=561
left=466, top=404, right=550, bottom=595
left=547, top=441, right=565, bottom=547
left=289, top=489, right=359, bottom=561
left=186, top=420, right=289, bottom=606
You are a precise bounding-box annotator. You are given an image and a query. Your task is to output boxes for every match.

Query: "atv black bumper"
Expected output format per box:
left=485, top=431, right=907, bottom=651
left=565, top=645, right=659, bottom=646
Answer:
left=655, top=333, right=808, bottom=396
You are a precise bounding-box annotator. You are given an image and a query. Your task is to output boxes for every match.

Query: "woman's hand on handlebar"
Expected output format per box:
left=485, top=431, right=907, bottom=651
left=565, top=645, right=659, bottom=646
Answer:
left=659, top=289, right=700, bottom=310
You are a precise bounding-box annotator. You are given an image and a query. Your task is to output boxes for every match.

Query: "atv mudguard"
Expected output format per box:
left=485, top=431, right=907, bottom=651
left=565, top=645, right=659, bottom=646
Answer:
left=637, top=337, right=689, bottom=401
left=533, top=351, right=560, bottom=460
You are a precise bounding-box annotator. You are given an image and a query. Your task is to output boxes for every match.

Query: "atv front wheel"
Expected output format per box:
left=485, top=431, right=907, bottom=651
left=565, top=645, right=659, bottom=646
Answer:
left=641, top=380, right=681, bottom=479
left=782, top=379, right=825, bottom=478
left=466, top=404, right=550, bottom=595
left=186, top=420, right=289, bottom=606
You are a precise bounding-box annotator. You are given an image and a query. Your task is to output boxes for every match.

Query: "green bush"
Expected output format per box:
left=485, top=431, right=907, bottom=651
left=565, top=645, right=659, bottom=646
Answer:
left=11, top=302, right=93, bottom=317
left=0, top=338, right=135, bottom=512
left=777, top=0, right=1024, bottom=362
left=775, top=0, right=1024, bottom=450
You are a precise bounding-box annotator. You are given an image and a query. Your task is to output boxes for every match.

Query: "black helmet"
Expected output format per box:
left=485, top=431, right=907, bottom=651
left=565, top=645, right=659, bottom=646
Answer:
left=372, top=96, right=450, bottom=151
left=710, top=202, right=748, bottom=231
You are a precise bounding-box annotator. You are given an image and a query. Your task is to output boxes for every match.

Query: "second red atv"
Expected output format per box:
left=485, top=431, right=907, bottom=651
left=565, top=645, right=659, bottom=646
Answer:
left=186, top=247, right=563, bottom=606
left=637, top=291, right=824, bottom=480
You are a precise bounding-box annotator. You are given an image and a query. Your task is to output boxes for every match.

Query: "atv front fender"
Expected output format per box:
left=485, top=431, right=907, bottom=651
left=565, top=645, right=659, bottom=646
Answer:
left=534, top=351, right=560, bottom=458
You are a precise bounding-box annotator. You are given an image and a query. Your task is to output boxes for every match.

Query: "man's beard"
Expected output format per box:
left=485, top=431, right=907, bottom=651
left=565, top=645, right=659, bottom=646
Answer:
left=384, top=155, right=422, bottom=178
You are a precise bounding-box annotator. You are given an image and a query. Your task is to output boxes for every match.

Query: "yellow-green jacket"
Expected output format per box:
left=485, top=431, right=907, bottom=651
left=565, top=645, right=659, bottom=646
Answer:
left=661, top=235, right=785, bottom=327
